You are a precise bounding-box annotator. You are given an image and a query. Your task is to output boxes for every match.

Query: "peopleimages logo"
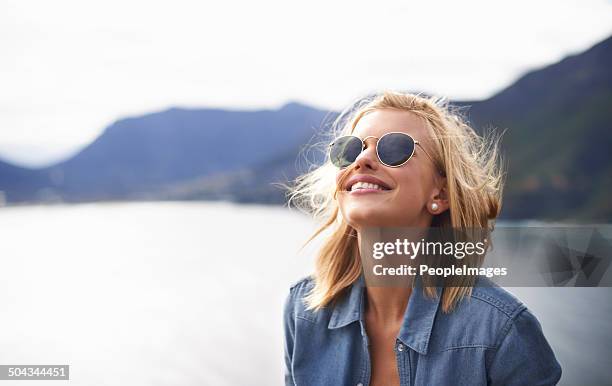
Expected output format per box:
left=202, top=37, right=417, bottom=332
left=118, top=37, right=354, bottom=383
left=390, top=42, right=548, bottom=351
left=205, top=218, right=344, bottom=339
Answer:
left=372, top=238, right=487, bottom=260
left=372, top=264, right=508, bottom=279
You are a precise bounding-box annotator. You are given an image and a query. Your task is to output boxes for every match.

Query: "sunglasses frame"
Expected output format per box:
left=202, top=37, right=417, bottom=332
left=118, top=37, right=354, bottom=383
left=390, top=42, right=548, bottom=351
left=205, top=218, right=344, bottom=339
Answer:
left=328, top=131, right=435, bottom=169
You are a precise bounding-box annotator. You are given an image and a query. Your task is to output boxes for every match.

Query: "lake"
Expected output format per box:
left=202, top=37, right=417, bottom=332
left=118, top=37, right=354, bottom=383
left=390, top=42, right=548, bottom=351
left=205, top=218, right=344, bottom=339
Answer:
left=0, top=202, right=610, bottom=385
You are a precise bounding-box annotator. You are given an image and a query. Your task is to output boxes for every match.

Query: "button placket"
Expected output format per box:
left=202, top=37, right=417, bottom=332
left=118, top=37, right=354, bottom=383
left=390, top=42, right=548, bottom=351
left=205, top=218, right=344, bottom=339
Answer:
left=395, top=340, right=410, bottom=386
left=360, top=319, right=371, bottom=386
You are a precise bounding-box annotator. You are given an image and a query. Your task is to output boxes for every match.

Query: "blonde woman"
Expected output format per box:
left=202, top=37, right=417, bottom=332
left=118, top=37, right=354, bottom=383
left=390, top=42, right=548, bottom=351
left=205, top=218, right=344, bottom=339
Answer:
left=284, top=91, right=561, bottom=386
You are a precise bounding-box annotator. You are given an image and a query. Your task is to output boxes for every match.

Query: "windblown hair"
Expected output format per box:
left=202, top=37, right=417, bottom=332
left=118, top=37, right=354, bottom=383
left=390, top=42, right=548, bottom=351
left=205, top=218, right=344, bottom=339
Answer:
left=287, top=90, right=505, bottom=313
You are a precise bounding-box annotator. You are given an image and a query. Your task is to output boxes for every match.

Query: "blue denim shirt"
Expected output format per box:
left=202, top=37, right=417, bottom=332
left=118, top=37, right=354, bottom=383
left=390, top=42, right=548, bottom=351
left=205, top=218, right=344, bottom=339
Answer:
left=283, top=274, right=561, bottom=386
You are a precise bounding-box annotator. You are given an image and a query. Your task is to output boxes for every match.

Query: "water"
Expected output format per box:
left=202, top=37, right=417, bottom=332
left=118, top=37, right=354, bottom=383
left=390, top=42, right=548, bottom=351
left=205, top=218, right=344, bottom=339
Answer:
left=0, top=202, right=610, bottom=385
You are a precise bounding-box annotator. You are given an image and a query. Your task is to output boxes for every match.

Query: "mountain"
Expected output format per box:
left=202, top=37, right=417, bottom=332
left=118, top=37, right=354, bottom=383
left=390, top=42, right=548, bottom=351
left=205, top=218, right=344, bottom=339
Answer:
left=0, top=159, right=52, bottom=202
left=0, top=35, right=610, bottom=221
left=462, top=35, right=612, bottom=220
left=0, top=102, right=332, bottom=203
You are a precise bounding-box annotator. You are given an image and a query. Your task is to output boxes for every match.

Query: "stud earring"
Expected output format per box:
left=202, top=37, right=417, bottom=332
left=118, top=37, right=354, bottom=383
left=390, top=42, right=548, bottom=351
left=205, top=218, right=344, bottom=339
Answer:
left=431, top=203, right=439, bottom=211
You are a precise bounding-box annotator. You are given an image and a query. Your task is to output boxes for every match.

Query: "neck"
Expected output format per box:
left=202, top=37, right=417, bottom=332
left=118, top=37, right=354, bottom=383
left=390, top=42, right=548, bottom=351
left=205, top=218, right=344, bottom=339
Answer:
left=356, top=228, right=415, bottom=323
left=365, top=285, right=412, bottom=323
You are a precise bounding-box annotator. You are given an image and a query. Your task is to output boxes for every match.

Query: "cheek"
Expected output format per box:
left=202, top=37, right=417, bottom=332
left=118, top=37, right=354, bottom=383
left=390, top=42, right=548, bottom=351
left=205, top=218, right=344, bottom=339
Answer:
left=388, top=187, right=423, bottom=219
left=335, top=171, right=344, bottom=188
left=393, top=170, right=428, bottom=204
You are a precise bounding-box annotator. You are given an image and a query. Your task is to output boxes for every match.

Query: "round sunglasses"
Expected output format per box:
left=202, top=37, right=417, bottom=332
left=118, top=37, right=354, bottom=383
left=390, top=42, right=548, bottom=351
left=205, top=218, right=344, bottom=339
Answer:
left=328, top=132, right=435, bottom=169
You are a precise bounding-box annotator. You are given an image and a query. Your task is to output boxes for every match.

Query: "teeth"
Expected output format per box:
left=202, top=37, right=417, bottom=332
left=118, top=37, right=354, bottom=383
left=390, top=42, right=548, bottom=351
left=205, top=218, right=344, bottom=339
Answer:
left=350, top=181, right=384, bottom=191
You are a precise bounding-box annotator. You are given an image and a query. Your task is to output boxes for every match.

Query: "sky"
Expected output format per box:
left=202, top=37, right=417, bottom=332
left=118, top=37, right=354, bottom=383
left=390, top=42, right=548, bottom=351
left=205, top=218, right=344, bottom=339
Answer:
left=1, top=0, right=612, bottom=167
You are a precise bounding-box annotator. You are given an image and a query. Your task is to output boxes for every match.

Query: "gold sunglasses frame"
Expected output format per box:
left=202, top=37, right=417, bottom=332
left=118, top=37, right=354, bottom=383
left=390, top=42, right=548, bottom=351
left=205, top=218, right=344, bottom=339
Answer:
left=328, top=131, right=436, bottom=169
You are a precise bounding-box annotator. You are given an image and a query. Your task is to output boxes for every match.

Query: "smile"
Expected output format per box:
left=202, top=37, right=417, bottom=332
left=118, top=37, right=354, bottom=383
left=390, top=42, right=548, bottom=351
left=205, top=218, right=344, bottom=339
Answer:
left=347, top=182, right=393, bottom=195
left=343, top=174, right=393, bottom=194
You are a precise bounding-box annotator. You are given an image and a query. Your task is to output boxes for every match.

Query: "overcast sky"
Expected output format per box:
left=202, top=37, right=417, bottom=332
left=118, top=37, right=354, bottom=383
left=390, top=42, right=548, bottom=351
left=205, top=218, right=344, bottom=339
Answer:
left=1, top=0, right=612, bottom=167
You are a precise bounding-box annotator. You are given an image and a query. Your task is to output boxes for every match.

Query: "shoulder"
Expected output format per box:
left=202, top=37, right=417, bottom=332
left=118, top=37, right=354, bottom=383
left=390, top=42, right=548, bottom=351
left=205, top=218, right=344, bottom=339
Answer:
left=467, top=282, right=550, bottom=345
left=289, top=275, right=315, bottom=293
left=473, top=282, right=563, bottom=383
left=432, top=278, right=531, bottom=351
left=284, top=275, right=342, bottom=328
left=284, top=275, right=320, bottom=324
left=468, top=278, right=526, bottom=320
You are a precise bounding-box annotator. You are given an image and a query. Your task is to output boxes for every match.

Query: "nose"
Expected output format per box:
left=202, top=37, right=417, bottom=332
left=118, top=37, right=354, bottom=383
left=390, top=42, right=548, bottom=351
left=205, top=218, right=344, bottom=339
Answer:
left=353, top=137, right=379, bottom=170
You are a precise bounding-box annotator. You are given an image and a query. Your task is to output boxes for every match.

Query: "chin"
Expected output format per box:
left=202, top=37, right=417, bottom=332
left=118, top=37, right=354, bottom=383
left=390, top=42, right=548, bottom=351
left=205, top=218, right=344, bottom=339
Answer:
left=342, top=208, right=388, bottom=229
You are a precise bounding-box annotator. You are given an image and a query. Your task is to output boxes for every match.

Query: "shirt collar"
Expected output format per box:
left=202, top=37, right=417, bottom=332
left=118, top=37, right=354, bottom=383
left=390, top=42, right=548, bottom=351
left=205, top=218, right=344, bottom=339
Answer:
left=328, top=274, right=442, bottom=355
left=327, top=274, right=365, bottom=330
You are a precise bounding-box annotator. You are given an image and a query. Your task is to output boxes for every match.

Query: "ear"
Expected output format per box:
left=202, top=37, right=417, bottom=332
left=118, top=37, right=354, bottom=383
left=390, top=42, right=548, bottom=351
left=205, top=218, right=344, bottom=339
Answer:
left=428, top=177, right=449, bottom=215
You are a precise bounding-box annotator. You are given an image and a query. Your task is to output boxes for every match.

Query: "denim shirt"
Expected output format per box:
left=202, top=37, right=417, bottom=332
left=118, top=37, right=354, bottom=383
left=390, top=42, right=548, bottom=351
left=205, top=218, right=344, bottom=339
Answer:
left=283, top=274, right=562, bottom=386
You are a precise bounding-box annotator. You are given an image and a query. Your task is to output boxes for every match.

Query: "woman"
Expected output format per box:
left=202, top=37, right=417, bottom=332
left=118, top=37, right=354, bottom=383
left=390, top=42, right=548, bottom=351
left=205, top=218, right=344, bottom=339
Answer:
left=283, top=91, right=562, bottom=386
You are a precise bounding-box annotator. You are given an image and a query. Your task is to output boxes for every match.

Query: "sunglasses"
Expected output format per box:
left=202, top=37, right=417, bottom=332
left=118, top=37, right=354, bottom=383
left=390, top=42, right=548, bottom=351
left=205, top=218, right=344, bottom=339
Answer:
left=329, top=131, right=436, bottom=169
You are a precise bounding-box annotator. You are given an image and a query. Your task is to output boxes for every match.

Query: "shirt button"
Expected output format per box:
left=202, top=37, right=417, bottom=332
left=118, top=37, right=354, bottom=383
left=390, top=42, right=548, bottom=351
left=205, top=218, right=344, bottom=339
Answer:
left=397, top=343, right=405, bottom=352
left=356, top=383, right=364, bottom=386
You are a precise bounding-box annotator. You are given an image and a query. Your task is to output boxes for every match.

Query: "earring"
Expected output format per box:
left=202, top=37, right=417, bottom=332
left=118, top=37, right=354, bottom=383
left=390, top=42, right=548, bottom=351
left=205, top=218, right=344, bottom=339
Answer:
left=431, top=203, right=439, bottom=211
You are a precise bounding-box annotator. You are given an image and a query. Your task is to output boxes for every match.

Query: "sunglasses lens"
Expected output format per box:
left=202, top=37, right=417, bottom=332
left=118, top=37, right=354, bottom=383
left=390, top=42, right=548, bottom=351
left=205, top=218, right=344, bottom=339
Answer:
left=330, top=136, right=362, bottom=168
left=377, top=133, right=415, bottom=166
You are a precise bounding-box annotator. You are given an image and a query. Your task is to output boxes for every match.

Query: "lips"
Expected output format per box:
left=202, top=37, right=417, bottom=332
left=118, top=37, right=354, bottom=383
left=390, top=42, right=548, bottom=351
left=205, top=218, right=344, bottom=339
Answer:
left=344, top=174, right=392, bottom=192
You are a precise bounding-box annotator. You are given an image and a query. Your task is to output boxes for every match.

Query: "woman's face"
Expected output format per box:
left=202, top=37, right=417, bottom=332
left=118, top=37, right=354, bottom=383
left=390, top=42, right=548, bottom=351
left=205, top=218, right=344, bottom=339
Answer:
left=336, top=109, right=447, bottom=229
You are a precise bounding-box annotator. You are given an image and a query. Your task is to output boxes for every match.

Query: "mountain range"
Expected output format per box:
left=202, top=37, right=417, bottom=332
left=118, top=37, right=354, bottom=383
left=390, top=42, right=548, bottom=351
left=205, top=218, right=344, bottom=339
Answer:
left=1, top=35, right=610, bottom=221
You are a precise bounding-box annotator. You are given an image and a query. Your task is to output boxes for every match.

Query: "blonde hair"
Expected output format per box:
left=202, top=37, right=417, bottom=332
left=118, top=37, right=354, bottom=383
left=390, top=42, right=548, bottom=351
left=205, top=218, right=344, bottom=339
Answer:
left=287, top=90, right=505, bottom=313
